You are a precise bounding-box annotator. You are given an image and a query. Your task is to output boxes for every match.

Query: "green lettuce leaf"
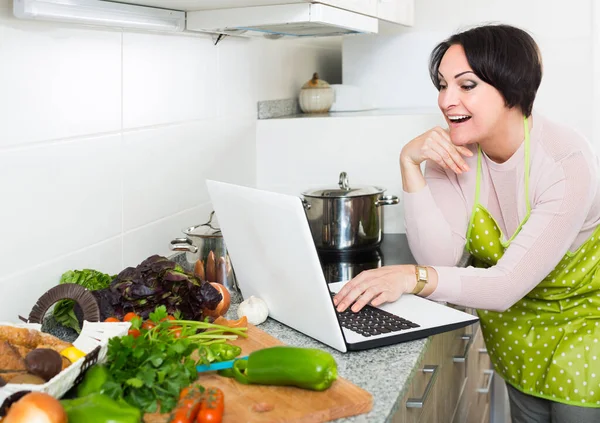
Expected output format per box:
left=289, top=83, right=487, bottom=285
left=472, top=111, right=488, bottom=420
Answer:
left=53, top=269, right=115, bottom=332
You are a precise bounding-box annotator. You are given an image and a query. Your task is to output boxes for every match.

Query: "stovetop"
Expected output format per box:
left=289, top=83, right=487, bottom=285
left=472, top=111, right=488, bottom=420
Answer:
left=317, top=234, right=416, bottom=283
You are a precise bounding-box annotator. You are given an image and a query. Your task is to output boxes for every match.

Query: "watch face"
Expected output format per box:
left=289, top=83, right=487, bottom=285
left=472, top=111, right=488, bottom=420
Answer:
left=418, top=267, right=428, bottom=280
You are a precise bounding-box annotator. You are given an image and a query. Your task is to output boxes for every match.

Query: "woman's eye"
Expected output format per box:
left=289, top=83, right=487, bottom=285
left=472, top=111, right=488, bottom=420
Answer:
left=438, top=84, right=447, bottom=90
left=462, top=84, right=476, bottom=91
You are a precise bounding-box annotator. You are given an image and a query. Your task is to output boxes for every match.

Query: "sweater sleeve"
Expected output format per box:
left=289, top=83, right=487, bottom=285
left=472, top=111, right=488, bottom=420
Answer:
left=404, top=160, right=470, bottom=266
left=427, top=152, right=596, bottom=311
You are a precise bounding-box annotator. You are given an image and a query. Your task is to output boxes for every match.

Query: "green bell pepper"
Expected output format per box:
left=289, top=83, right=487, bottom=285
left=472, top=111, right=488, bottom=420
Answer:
left=76, top=364, right=111, bottom=397
left=218, top=346, right=337, bottom=391
left=198, top=343, right=242, bottom=365
left=61, top=393, right=142, bottom=423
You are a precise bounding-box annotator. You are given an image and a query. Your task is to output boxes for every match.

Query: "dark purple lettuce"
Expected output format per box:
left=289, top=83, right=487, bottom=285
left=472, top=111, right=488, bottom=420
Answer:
left=92, top=255, right=221, bottom=321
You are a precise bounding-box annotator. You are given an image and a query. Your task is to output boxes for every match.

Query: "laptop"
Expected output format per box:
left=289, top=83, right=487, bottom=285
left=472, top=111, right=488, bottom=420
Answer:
left=206, top=180, right=478, bottom=352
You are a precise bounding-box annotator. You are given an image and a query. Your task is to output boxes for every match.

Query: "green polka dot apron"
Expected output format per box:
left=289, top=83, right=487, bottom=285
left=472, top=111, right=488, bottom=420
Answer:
left=466, top=117, right=600, bottom=407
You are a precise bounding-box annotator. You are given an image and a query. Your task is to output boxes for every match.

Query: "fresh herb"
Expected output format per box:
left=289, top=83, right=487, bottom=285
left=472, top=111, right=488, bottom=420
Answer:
left=103, top=306, right=247, bottom=413
left=53, top=269, right=115, bottom=333
left=92, top=255, right=222, bottom=322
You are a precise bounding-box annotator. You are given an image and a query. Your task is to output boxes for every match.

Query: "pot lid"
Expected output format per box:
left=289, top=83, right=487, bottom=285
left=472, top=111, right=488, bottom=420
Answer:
left=303, top=172, right=385, bottom=198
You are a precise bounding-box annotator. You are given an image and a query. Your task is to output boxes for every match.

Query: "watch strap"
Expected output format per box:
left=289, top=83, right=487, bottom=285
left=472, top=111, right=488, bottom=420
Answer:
left=412, top=265, right=428, bottom=295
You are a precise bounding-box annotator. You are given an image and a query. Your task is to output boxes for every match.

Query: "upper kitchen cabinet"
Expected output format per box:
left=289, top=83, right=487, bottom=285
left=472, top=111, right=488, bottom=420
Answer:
left=376, top=0, right=414, bottom=26
left=315, top=0, right=414, bottom=25
left=314, top=0, right=378, bottom=17
left=13, top=0, right=412, bottom=37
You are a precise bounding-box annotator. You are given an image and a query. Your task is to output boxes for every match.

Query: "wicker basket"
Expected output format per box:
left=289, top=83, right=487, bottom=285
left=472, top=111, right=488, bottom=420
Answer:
left=0, top=284, right=131, bottom=415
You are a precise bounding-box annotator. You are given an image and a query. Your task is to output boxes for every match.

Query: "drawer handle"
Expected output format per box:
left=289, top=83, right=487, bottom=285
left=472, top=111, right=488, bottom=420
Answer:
left=453, top=334, right=473, bottom=362
left=479, top=348, right=488, bottom=354
left=406, top=365, right=439, bottom=408
left=477, top=369, right=494, bottom=394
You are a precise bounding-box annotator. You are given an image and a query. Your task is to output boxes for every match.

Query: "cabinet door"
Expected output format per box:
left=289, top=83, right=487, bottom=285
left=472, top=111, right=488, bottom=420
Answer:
left=467, top=331, right=493, bottom=423
left=443, top=327, right=471, bottom=422
left=315, top=0, right=378, bottom=17
left=394, top=335, right=444, bottom=423
left=377, top=0, right=414, bottom=25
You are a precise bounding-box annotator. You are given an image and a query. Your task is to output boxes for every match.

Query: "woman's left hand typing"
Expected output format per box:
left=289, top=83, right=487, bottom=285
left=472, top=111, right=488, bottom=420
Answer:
left=333, top=265, right=417, bottom=313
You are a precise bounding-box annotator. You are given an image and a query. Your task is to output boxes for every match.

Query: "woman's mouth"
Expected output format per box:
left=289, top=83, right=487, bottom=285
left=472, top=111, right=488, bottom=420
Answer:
left=448, top=115, right=472, bottom=126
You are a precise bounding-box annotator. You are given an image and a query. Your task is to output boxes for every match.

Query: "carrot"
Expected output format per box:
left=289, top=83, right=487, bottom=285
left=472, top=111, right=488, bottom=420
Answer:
left=169, top=387, right=204, bottom=423
left=196, top=388, right=224, bottom=423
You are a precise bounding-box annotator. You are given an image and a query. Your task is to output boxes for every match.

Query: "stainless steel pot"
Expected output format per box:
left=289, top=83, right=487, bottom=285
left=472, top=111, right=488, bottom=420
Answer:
left=302, top=172, right=399, bottom=251
left=169, top=211, right=239, bottom=294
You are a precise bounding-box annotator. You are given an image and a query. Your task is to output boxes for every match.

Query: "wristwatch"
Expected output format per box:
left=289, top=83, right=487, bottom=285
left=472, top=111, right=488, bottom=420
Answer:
left=412, top=266, right=428, bottom=295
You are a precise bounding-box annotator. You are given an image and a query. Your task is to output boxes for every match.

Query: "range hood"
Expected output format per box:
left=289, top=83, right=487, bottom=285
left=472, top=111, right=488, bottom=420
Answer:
left=186, top=3, right=378, bottom=38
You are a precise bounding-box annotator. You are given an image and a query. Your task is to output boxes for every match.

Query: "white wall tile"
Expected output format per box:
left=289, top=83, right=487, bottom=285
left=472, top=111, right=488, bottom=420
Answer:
left=0, top=10, right=122, bottom=148
left=0, top=238, right=122, bottom=322
left=123, top=32, right=218, bottom=128
left=122, top=117, right=256, bottom=231
left=123, top=204, right=211, bottom=268
left=122, top=121, right=220, bottom=231
left=0, top=134, right=122, bottom=279
left=217, top=37, right=258, bottom=118
left=201, top=117, right=257, bottom=190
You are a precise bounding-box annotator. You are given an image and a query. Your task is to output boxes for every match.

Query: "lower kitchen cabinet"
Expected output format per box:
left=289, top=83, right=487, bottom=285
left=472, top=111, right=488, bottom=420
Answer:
left=393, top=321, right=493, bottom=423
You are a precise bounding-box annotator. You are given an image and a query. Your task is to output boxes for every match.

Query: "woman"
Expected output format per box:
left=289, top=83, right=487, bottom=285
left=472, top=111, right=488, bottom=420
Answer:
left=333, top=24, right=600, bottom=422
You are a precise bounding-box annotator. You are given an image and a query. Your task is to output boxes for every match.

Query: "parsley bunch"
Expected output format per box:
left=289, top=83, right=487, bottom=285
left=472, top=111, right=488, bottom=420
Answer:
left=103, top=307, right=199, bottom=413
left=102, top=306, right=247, bottom=414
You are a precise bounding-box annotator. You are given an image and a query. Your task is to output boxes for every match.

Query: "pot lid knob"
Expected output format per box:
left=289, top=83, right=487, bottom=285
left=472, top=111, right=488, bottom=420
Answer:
left=339, top=171, right=350, bottom=191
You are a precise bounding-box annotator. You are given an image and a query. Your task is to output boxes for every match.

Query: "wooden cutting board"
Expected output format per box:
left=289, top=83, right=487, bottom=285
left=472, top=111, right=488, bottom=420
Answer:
left=144, top=324, right=373, bottom=423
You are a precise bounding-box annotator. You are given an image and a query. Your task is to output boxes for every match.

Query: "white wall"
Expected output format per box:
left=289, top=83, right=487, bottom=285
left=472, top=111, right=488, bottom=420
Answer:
left=343, top=0, right=597, bottom=144
left=0, top=0, right=341, bottom=320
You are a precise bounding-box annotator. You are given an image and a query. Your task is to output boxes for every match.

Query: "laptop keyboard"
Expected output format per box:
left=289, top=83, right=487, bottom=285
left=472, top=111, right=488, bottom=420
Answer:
left=331, top=292, right=420, bottom=337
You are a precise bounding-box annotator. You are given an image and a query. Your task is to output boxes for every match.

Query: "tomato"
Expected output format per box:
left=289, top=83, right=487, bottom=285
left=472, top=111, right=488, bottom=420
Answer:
left=104, top=317, right=120, bottom=323
left=171, top=387, right=203, bottom=423
left=123, top=312, right=140, bottom=322
left=142, top=320, right=156, bottom=330
left=196, top=388, right=224, bottom=423
left=128, top=329, right=141, bottom=338
left=161, top=315, right=176, bottom=322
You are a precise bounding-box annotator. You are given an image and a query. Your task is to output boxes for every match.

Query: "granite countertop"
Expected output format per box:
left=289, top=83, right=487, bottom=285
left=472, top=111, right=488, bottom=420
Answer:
left=226, top=301, right=429, bottom=423
left=225, top=234, right=430, bottom=423
left=45, top=235, right=428, bottom=422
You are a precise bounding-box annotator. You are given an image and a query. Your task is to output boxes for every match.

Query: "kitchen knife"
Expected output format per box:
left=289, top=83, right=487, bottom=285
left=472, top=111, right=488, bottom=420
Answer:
left=196, top=356, right=248, bottom=373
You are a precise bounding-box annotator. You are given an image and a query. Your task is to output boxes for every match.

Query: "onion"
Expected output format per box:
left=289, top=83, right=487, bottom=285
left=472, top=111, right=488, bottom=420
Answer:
left=202, top=282, right=231, bottom=318
left=4, top=392, right=67, bottom=423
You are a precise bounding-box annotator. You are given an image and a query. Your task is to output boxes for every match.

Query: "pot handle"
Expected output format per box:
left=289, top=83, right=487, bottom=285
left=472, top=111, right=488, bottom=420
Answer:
left=376, top=195, right=399, bottom=206
left=169, top=238, right=199, bottom=253
left=339, top=171, right=350, bottom=190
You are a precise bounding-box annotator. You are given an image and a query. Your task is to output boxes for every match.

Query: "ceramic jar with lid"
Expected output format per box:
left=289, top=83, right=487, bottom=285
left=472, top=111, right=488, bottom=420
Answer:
left=299, top=72, right=334, bottom=113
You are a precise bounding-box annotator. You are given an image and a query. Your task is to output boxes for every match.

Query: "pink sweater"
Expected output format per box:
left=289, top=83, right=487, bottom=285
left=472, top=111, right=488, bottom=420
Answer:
left=403, top=111, right=600, bottom=311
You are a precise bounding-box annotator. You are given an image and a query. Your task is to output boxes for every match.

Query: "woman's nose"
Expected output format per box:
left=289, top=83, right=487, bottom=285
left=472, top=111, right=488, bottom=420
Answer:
left=438, top=86, right=459, bottom=111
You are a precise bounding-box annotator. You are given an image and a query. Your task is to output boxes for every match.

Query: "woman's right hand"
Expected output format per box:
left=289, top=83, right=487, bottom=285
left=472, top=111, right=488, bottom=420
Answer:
left=400, top=127, right=472, bottom=174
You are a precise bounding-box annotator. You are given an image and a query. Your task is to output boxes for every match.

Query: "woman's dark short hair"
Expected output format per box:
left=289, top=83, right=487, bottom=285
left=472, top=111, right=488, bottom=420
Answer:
left=429, top=24, right=542, bottom=116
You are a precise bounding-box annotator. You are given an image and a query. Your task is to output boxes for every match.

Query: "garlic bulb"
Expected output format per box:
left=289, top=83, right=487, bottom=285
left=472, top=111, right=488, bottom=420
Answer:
left=237, top=296, right=269, bottom=325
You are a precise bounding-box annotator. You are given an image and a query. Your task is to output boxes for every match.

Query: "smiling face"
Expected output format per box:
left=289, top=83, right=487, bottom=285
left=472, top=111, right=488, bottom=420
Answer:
left=437, top=44, right=512, bottom=147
